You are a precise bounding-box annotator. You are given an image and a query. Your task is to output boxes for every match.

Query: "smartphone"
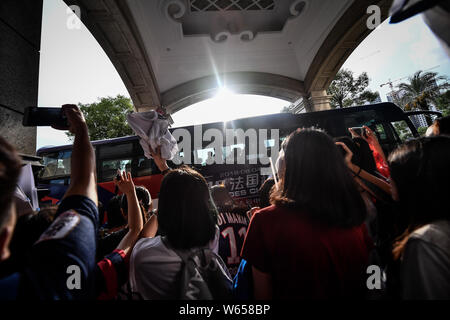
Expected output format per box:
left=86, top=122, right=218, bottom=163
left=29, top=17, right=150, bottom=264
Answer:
left=22, top=107, right=69, bottom=128
left=351, top=127, right=367, bottom=138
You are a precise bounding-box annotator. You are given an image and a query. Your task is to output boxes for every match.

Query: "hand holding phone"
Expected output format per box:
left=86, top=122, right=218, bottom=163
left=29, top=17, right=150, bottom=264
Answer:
left=349, top=127, right=368, bottom=139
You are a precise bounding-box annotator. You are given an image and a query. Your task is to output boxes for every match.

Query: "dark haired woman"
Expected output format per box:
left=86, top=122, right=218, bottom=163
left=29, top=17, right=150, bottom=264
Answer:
left=241, top=128, right=373, bottom=299
left=129, top=151, right=223, bottom=299
left=388, top=136, right=450, bottom=299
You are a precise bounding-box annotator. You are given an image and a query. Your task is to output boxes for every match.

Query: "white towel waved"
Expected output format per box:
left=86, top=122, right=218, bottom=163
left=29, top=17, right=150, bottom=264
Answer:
left=127, top=111, right=178, bottom=160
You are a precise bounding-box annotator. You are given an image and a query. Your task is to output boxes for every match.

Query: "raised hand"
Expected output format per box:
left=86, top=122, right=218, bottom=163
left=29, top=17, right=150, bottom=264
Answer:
left=149, top=145, right=169, bottom=172
left=335, top=142, right=353, bottom=167
left=114, top=170, right=135, bottom=195
left=52, top=104, right=87, bottom=135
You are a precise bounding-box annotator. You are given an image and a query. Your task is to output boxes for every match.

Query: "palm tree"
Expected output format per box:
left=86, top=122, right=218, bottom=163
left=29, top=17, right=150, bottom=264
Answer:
left=397, top=70, right=449, bottom=125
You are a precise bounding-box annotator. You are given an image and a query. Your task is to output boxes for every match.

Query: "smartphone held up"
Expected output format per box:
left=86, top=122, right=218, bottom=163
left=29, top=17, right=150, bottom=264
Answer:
left=22, top=107, right=69, bottom=129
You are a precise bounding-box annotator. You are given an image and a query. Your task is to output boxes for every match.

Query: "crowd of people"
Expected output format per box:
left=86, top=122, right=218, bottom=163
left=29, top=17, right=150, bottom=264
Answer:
left=0, top=103, right=449, bottom=300
left=0, top=0, right=449, bottom=301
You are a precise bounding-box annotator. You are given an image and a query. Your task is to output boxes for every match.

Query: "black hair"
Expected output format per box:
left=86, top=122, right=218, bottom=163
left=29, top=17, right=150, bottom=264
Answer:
left=158, top=166, right=218, bottom=250
left=436, top=116, right=450, bottom=136
left=121, top=185, right=151, bottom=223
left=389, top=136, right=450, bottom=258
left=259, top=178, right=275, bottom=208
left=0, top=137, right=22, bottom=228
left=334, top=136, right=377, bottom=175
left=210, top=185, right=234, bottom=212
left=105, top=195, right=126, bottom=228
left=6, top=206, right=57, bottom=272
left=272, top=128, right=367, bottom=228
left=389, top=136, right=450, bottom=227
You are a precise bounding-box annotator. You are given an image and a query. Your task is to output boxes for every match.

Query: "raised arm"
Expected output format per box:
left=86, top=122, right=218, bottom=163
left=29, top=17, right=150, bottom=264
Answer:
left=349, top=126, right=388, bottom=164
left=114, top=171, right=143, bottom=254
left=150, top=145, right=170, bottom=173
left=336, top=141, right=391, bottom=195
left=58, top=104, right=97, bottom=205
left=140, top=213, right=158, bottom=238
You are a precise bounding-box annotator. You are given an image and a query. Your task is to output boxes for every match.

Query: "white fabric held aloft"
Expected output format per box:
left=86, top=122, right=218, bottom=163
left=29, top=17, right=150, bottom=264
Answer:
left=127, top=111, right=178, bottom=160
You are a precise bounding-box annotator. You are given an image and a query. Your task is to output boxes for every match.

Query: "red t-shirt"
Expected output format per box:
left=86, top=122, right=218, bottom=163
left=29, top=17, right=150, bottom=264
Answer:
left=241, top=205, right=373, bottom=299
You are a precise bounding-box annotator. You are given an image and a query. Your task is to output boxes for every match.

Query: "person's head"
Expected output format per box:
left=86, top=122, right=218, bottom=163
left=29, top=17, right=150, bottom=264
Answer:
left=426, top=116, right=450, bottom=137
left=389, top=136, right=450, bottom=258
left=389, top=136, right=450, bottom=225
left=272, top=128, right=367, bottom=228
left=0, top=137, right=22, bottom=261
left=210, top=185, right=234, bottom=212
left=259, top=178, right=275, bottom=208
left=121, top=185, right=151, bottom=223
left=8, top=206, right=57, bottom=269
left=105, top=195, right=126, bottom=229
left=158, top=166, right=218, bottom=250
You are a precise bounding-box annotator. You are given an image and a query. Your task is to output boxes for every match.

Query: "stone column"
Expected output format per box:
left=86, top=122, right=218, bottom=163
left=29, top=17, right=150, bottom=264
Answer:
left=309, top=90, right=332, bottom=111
left=0, top=0, right=43, bottom=155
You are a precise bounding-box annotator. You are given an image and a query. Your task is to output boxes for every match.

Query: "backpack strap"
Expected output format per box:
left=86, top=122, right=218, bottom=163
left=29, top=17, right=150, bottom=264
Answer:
left=161, top=236, right=209, bottom=263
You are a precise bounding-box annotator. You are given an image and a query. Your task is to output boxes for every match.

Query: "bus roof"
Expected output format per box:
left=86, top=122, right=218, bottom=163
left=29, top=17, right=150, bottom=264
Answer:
left=37, top=102, right=407, bottom=154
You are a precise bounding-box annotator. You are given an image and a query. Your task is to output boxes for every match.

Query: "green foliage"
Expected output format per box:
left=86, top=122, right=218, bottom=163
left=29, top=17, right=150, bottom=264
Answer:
left=435, top=90, right=450, bottom=117
left=398, top=71, right=448, bottom=111
left=393, top=121, right=414, bottom=142
left=417, top=126, right=428, bottom=137
left=327, top=69, right=380, bottom=109
left=397, top=71, right=449, bottom=125
left=67, top=95, right=134, bottom=141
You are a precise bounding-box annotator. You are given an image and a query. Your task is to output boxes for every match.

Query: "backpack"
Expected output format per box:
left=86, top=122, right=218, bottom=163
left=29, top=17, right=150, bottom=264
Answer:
left=163, top=237, right=233, bottom=300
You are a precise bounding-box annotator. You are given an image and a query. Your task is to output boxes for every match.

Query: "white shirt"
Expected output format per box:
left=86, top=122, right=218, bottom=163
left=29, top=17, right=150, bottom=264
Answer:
left=401, top=220, right=450, bottom=299
left=129, top=230, right=219, bottom=300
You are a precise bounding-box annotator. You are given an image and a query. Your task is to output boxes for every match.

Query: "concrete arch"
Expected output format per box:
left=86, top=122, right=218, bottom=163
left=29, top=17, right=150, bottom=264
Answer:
left=161, top=72, right=305, bottom=114
left=64, top=0, right=393, bottom=113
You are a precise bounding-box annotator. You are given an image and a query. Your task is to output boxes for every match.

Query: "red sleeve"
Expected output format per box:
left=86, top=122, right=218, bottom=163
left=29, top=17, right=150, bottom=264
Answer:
left=96, top=249, right=127, bottom=300
left=369, top=144, right=390, bottom=178
left=240, top=211, right=271, bottom=273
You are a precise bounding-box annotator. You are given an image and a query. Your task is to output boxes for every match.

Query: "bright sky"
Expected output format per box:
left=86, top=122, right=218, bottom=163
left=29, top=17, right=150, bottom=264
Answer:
left=36, top=0, right=450, bottom=149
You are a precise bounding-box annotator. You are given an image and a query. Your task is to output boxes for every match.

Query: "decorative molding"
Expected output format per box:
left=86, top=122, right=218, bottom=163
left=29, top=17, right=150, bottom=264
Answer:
left=163, top=0, right=187, bottom=21
left=290, top=0, right=308, bottom=17
left=160, top=0, right=307, bottom=43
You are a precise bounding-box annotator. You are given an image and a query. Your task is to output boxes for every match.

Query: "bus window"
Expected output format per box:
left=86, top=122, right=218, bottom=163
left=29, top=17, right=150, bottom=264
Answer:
left=39, top=150, right=72, bottom=179
left=98, top=142, right=133, bottom=159
left=100, top=158, right=132, bottom=181
left=391, top=120, right=414, bottom=142
left=136, top=157, right=156, bottom=177
left=195, top=147, right=215, bottom=166
left=374, top=124, right=388, bottom=142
